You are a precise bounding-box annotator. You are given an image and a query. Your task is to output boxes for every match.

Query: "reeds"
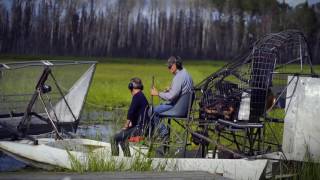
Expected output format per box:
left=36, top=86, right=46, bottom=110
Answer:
left=294, top=148, right=320, bottom=180
left=67, top=148, right=169, bottom=173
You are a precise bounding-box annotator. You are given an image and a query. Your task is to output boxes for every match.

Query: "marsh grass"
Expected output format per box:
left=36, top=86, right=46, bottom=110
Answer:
left=111, top=108, right=127, bottom=123
left=297, top=161, right=320, bottom=180
left=128, top=153, right=153, bottom=171
left=294, top=147, right=320, bottom=179
left=67, top=146, right=170, bottom=173
left=67, top=150, right=86, bottom=173
left=275, top=149, right=320, bottom=180
left=67, top=149, right=124, bottom=173
left=93, top=130, right=102, bottom=141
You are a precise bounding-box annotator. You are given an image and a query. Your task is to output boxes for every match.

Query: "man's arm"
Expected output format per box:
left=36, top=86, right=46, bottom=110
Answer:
left=159, top=75, right=182, bottom=101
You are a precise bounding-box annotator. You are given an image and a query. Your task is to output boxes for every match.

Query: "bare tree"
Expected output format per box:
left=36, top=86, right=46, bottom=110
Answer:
left=0, top=0, right=318, bottom=63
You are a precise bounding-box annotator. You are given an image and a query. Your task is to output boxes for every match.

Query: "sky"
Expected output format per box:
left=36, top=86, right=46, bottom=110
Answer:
left=282, top=0, right=320, bottom=6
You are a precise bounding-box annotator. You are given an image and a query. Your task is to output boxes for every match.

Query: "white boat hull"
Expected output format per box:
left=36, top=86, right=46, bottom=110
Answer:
left=0, top=138, right=267, bottom=180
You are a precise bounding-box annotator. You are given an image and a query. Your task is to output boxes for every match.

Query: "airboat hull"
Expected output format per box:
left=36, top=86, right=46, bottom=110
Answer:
left=0, top=138, right=148, bottom=170
left=0, top=138, right=267, bottom=180
left=0, top=118, right=78, bottom=139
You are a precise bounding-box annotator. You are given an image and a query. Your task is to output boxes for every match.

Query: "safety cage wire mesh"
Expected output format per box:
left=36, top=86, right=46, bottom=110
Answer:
left=0, top=60, right=96, bottom=124
left=194, top=30, right=314, bottom=124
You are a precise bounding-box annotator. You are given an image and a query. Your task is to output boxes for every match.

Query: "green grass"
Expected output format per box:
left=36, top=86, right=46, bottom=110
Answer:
left=67, top=150, right=124, bottom=173
left=296, top=161, right=320, bottom=180
left=66, top=147, right=169, bottom=173
left=275, top=150, right=320, bottom=180
left=86, top=60, right=224, bottom=109
left=296, top=147, right=320, bottom=180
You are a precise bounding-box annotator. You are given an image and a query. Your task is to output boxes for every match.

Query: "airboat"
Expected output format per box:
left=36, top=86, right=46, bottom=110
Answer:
left=185, top=29, right=320, bottom=162
left=0, top=60, right=97, bottom=141
left=0, top=30, right=319, bottom=180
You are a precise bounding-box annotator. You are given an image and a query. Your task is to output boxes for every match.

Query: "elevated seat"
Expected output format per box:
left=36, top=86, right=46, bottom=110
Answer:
left=156, top=92, right=194, bottom=157
left=159, top=92, right=193, bottom=119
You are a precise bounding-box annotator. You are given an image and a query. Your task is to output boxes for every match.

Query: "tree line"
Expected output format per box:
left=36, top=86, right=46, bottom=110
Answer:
left=0, top=0, right=319, bottom=62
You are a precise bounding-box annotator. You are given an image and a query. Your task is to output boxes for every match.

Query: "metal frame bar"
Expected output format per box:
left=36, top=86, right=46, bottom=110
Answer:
left=0, top=60, right=97, bottom=70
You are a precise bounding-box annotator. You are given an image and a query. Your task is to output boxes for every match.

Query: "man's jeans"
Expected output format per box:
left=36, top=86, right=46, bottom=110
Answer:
left=153, top=104, right=172, bottom=138
left=111, top=127, right=137, bottom=157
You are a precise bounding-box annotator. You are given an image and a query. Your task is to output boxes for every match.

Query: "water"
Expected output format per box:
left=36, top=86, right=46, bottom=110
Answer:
left=77, top=123, right=115, bottom=142
left=0, top=153, right=26, bottom=172
left=0, top=110, right=125, bottom=172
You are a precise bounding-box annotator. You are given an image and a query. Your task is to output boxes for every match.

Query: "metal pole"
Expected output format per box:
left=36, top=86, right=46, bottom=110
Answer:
left=148, top=76, right=155, bottom=140
left=38, top=91, right=63, bottom=140
left=49, top=71, right=78, bottom=123
left=151, top=75, right=154, bottom=107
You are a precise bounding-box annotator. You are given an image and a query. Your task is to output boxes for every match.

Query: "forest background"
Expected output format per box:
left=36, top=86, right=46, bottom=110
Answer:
left=0, top=0, right=319, bottom=63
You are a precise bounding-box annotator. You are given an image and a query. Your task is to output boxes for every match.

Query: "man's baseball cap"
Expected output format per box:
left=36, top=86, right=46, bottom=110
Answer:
left=167, top=56, right=182, bottom=67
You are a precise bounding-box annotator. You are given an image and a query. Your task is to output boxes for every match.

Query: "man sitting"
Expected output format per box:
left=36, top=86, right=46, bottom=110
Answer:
left=111, top=77, right=148, bottom=157
left=151, top=56, right=193, bottom=139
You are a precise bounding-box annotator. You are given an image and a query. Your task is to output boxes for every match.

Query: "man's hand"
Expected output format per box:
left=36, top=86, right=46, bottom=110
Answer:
left=151, top=87, right=159, bottom=96
left=164, top=86, right=170, bottom=92
left=123, top=120, right=132, bottom=129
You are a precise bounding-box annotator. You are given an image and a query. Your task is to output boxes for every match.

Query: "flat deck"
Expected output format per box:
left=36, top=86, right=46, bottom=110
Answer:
left=0, top=171, right=230, bottom=180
